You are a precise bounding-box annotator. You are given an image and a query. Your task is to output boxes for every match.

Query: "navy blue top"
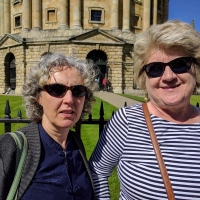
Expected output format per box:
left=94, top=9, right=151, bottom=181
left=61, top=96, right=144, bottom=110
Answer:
left=21, top=124, right=93, bottom=200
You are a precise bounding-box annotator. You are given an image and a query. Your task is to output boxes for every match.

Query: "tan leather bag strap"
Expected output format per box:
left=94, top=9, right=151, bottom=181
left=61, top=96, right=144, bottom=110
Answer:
left=142, top=103, right=175, bottom=200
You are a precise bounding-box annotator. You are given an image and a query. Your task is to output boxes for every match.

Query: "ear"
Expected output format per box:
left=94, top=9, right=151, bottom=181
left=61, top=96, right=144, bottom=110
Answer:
left=37, top=94, right=42, bottom=106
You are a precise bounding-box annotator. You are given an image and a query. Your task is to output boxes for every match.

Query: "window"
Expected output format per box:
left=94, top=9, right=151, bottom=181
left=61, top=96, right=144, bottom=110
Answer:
left=158, top=0, right=162, bottom=12
left=89, top=8, right=105, bottom=24
left=46, top=8, right=57, bottom=23
left=12, top=0, right=22, bottom=6
left=134, top=0, right=142, bottom=4
left=91, top=10, right=102, bottom=22
left=132, top=14, right=142, bottom=29
left=15, top=16, right=21, bottom=27
left=14, top=14, right=22, bottom=28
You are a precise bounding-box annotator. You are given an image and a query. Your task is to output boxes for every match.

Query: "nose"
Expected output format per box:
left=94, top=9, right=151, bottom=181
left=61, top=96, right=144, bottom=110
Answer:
left=63, top=89, right=74, bottom=104
left=162, top=65, right=176, bottom=81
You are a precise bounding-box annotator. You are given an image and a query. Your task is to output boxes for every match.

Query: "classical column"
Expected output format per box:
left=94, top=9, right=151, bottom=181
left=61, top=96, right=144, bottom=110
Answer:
left=143, top=0, right=151, bottom=30
left=0, top=0, right=4, bottom=36
left=163, top=0, right=169, bottom=21
left=73, top=0, right=82, bottom=29
left=33, top=0, right=41, bottom=30
left=153, top=0, right=157, bottom=24
left=59, top=0, right=69, bottom=29
left=4, top=0, right=10, bottom=33
left=122, top=0, right=130, bottom=32
left=23, top=0, right=31, bottom=31
left=111, top=0, right=119, bottom=30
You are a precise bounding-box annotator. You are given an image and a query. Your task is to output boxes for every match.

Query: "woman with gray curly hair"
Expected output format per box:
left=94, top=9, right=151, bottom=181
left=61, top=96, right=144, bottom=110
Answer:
left=90, top=20, right=200, bottom=199
left=0, top=52, right=98, bottom=200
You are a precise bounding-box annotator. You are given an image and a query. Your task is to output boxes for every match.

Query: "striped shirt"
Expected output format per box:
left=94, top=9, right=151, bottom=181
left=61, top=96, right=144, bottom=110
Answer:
left=89, top=104, right=200, bottom=200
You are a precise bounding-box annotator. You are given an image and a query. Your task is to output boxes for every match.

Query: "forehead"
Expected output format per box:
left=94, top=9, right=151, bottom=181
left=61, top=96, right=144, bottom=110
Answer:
left=48, top=66, right=83, bottom=84
left=146, top=47, right=189, bottom=63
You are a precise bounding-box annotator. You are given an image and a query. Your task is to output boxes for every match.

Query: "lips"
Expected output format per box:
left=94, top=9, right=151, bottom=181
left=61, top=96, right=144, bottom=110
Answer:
left=60, top=110, right=74, bottom=114
left=162, top=84, right=181, bottom=89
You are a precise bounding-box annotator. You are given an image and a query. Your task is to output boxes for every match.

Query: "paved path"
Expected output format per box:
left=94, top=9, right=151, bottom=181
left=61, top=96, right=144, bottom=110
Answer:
left=94, top=91, right=141, bottom=109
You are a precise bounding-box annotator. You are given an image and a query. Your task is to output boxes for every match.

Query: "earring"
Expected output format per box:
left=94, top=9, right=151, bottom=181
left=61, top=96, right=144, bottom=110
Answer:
left=144, top=92, right=149, bottom=102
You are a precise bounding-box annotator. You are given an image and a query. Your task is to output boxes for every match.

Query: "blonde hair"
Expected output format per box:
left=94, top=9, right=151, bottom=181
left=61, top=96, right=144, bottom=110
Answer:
left=134, top=20, right=200, bottom=91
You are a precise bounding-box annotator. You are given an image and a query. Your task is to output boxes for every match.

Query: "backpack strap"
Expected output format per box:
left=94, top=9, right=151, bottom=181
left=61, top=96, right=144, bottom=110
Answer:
left=6, top=131, right=28, bottom=200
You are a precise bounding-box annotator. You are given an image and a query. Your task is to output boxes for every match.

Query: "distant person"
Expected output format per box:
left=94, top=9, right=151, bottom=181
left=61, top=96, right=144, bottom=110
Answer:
left=102, top=76, right=107, bottom=91
left=90, top=20, right=200, bottom=199
left=95, top=77, right=100, bottom=91
left=0, top=52, right=97, bottom=200
left=3, top=87, right=12, bottom=94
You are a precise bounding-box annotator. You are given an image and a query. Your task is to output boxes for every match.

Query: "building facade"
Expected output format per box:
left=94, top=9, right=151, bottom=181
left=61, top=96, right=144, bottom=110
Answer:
left=0, top=0, right=169, bottom=94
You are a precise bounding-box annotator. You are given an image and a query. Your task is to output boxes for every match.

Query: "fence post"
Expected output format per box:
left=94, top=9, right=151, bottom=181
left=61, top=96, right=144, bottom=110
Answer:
left=18, top=110, right=22, bottom=119
left=4, top=100, right=11, bottom=133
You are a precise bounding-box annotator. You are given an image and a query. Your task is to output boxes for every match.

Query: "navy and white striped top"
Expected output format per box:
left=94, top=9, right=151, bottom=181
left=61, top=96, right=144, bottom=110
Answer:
left=89, top=104, right=200, bottom=200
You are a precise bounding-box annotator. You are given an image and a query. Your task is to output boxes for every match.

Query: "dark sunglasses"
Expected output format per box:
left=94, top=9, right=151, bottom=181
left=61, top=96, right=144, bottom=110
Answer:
left=143, top=57, right=194, bottom=78
left=43, top=83, right=87, bottom=97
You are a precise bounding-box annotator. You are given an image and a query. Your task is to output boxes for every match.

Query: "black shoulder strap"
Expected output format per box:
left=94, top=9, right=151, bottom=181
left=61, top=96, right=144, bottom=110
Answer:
left=70, top=130, right=86, bottom=156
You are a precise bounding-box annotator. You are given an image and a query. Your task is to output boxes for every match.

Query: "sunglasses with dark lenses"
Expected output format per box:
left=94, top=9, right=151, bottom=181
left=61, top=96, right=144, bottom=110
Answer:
left=43, top=84, right=87, bottom=97
left=143, top=57, right=194, bottom=78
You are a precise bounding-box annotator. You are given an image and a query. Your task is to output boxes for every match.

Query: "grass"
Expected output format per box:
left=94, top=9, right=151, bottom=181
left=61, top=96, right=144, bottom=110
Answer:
left=0, top=94, right=200, bottom=200
left=0, top=95, right=27, bottom=134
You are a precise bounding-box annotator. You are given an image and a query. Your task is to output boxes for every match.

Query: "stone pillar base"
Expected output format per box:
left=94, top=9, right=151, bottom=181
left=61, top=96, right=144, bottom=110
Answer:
left=72, top=25, right=82, bottom=30
left=33, top=27, right=41, bottom=31
left=23, top=28, right=31, bottom=32
left=122, top=29, right=130, bottom=33
left=58, top=25, right=69, bottom=30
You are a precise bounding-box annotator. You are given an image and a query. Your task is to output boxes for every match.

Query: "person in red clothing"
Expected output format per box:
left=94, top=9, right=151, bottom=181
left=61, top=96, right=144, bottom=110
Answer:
left=102, top=76, right=107, bottom=91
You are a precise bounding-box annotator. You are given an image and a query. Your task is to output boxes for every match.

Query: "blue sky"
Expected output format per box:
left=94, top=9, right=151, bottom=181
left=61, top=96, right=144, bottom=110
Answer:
left=168, top=0, right=200, bottom=32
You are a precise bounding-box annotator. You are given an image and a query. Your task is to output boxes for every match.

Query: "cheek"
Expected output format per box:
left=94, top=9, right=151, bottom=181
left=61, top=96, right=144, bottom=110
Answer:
left=76, top=98, right=85, bottom=112
left=145, top=77, right=156, bottom=91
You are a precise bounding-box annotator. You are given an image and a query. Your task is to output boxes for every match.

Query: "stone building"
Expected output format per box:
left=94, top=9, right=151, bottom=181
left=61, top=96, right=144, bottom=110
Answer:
left=0, top=0, right=169, bottom=94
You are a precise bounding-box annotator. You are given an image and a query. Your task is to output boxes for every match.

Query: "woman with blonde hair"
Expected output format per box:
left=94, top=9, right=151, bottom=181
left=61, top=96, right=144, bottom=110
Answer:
left=90, top=20, right=200, bottom=199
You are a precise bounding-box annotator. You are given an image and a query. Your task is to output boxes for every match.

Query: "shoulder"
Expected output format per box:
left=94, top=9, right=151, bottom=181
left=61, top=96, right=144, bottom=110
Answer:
left=19, top=121, right=39, bottom=133
left=0, top=133, right=16, bottom=151
left=113, top=103, right=143, bottom=120
left=0, top=133, right=17, bottom=171
left=18, top=122, right=40, bottom=141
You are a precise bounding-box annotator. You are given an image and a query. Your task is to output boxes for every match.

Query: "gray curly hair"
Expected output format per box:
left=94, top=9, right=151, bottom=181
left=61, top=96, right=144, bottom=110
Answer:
left=22, top=52, right=99, bottom=124
left=134, top=20, right=200, bottom=91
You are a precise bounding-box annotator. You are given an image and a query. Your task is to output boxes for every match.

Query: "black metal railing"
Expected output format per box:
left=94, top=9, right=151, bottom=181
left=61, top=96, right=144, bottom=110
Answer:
left=1, top=100, right=199, bottom=135
left=0, top=100, right=124, bottom=136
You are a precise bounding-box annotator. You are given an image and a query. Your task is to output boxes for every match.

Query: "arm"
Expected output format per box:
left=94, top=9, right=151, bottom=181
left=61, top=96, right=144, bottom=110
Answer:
left=0, top=134, right=17, bottom=200
left=89, top=108, right=128, bottom=199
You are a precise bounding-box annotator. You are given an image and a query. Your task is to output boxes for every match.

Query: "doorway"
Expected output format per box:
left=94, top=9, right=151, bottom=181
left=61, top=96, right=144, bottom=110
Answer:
left=86, top=50, right=108, bottom=90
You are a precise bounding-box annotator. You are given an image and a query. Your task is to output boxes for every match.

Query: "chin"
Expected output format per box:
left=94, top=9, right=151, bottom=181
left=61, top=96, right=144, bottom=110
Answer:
left=163, top=100, right=186, bottom=107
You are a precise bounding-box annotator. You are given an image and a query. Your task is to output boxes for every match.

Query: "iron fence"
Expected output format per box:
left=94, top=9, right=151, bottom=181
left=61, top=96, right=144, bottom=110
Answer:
left=0, top=100, right=126, bottom=136
left=0, top=100, right=199, bottom=135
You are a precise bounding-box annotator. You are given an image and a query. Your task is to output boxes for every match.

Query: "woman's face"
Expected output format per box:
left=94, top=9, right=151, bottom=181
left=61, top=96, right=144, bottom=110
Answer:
left=145, top=48, right=196, bottom=109
left=38, top=67, right=85, bottom=133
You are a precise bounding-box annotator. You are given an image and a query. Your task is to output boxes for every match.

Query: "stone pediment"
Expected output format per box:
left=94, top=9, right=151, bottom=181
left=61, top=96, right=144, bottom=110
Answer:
left=0, top=34, right=25, bottom=48
left=69, top=29, right=125, bottom=44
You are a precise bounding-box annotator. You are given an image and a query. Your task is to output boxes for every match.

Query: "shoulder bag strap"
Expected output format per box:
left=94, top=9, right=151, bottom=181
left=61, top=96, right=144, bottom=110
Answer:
left=6, top=131, right=28, bottom=200
left=142, top=103, right=175, bottom=200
